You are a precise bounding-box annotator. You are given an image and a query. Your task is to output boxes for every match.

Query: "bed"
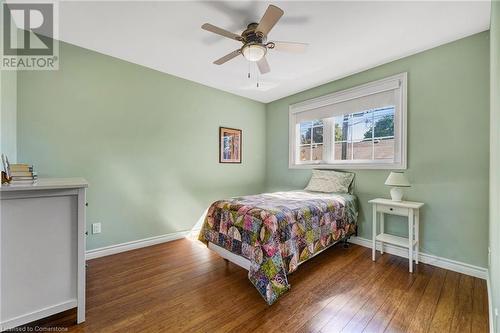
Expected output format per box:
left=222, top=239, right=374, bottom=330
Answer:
left=198, top=190, right=358, bottom=305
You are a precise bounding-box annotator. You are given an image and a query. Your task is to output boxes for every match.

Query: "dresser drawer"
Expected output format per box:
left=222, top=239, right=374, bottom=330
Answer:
left=377, top=204, right=409, bottom=216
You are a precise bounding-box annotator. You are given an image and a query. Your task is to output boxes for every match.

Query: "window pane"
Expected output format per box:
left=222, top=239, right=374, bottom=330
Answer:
left=352, top=141, right=373, bottom=160
left=312, top=144, right=323, bottom=161
left=346, top=142, right=354, bottom=160
left=332, top=106, right=395, bottom=161
left=313, top=126, right=323, bottom=144
left=373, top=109, right=395, bottom=139
left=363, top=107, right=395, bottom=140
left=299, top=146, right=311, bottom=161
left=351, top=112, right=372, bottom=142
left=300, top=123, right=311, bottom=144
left=334, top=116, right=348, bottom=142
left=312, top=119, right=323, bottom=126
left=374, top=138, right=395, bottom=160
left=334, top=142, right=351, bottom=160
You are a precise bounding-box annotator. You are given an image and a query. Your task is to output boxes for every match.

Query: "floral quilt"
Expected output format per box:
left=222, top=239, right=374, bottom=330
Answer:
left=198, top=190, right=358, bottom=305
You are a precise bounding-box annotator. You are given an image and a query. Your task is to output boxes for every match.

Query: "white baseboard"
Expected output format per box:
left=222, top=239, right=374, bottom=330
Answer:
left=349, top=236, right=488, bottom=280
left=0, top=299, right=77, bottom=331
left=86, top=231, right=190, bottom=260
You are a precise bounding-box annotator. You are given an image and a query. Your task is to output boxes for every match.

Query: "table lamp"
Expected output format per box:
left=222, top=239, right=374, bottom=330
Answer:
left=385, top=172, right=410, bottom=201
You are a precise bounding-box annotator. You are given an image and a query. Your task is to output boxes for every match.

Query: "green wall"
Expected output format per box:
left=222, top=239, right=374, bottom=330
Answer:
left=0, top=1, right=17, bottom=162
left=17, top=42, right=267, bottom=250
left=1, top=69, right=17, bottom=162
left=266, top=32, right=490, bottom=267
left=490, top=0, right=500, bottom=331
left=16, top=31, right=491, bottom=269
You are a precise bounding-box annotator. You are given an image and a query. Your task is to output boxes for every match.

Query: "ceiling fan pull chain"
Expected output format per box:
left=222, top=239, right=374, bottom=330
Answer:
left=256, top=64, right=260, bottom=88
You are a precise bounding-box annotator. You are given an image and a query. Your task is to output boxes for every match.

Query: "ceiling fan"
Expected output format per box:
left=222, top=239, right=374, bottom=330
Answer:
left=201, top=4, right=307, bottom=74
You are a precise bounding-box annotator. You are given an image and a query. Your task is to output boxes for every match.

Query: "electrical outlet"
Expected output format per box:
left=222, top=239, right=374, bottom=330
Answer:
left=92, top=223, right=101, bottom=234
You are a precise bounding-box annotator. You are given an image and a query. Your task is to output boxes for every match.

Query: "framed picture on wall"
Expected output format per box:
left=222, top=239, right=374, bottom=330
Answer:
left=219, top=127, right=242, bottom=164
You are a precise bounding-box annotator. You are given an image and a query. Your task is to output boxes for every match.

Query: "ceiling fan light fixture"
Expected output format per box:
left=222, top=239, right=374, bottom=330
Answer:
left=242, top=44, right=267, bottom=62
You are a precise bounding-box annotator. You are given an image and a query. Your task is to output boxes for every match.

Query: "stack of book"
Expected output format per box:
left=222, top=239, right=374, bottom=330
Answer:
left=9, top=163, right=37, bottom=185
left=1, top=154, right=38, bottom=186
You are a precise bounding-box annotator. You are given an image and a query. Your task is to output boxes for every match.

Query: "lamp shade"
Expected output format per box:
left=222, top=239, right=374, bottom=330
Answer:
left=385, top=172, right=410, bottom=187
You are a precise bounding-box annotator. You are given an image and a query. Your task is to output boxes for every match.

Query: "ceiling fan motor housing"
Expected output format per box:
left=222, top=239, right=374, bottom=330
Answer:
left=241, top=23, right=266, bottom=44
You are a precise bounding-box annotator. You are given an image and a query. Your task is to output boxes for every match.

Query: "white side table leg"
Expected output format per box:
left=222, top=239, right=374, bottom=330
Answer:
left=380, top=212, right=384, bottom=255
left=415, top=209, right=419, bottom=265
left=372, top=204, right=377, bottom=261
left=408, top=210, right=414, bottom=273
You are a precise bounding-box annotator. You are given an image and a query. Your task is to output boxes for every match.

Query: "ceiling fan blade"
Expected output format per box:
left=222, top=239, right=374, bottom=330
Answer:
left=257, top=57, right=270, bottom=74
left=256, top=5, right=284, bottom=36
left=272, top=41, right=308, bottom=53
left=202, top=23, right=242, bottom=41
left=213, top=49, right=241, bottom=65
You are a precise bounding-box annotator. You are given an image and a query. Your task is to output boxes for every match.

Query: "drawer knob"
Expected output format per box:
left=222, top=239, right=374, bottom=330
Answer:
left=390, top=208, right=393, bottom=211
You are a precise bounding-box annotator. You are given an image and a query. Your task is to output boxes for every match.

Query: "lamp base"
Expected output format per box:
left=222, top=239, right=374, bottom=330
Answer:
left=390, top=187, right=404, bottom=201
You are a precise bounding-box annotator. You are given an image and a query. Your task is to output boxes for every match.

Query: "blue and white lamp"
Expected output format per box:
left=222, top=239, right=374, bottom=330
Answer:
left=385, top=172, right=411, bottom=201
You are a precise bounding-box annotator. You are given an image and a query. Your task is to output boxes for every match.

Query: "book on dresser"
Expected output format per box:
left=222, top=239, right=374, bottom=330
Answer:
left=10, top=165, right=37, bottom=185
left=1, top=155, right=38, bottom=185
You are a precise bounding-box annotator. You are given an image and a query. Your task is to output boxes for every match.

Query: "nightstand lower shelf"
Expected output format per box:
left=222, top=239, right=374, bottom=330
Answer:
left=375, top=233, right=418, bottom=248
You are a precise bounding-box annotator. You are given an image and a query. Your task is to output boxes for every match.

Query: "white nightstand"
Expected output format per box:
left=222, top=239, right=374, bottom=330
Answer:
left=369, top=198, right=424, bottom=273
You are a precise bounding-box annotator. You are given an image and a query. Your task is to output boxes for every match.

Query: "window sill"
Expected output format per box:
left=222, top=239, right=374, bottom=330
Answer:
left=289, top=162, right=406, bottom=170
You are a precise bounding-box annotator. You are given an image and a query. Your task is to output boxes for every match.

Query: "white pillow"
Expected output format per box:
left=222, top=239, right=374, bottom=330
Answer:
left=305, top=170, right=354, bottom=193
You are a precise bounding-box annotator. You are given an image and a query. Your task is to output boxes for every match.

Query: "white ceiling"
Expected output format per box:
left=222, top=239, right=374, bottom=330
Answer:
left=25, top=1, right=494, bottom=102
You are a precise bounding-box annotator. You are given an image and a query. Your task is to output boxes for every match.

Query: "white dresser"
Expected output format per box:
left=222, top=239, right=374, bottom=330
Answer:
left=0, top=178, right=87, bottom=330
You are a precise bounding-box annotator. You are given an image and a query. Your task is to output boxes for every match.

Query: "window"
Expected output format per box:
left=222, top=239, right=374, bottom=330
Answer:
left=289, top=73, right=407, bottom=169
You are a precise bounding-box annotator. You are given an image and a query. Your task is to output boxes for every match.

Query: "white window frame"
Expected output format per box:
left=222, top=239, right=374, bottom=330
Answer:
left=289, top=73, right=407, bottom=170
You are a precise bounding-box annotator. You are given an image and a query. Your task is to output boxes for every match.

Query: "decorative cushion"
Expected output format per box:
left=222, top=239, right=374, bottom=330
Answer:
left=305, top=170, right=354, bottom=194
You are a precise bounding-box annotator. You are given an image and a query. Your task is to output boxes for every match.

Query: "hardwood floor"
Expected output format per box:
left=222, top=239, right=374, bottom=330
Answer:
left=19, top=238, right=488, bottom=333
